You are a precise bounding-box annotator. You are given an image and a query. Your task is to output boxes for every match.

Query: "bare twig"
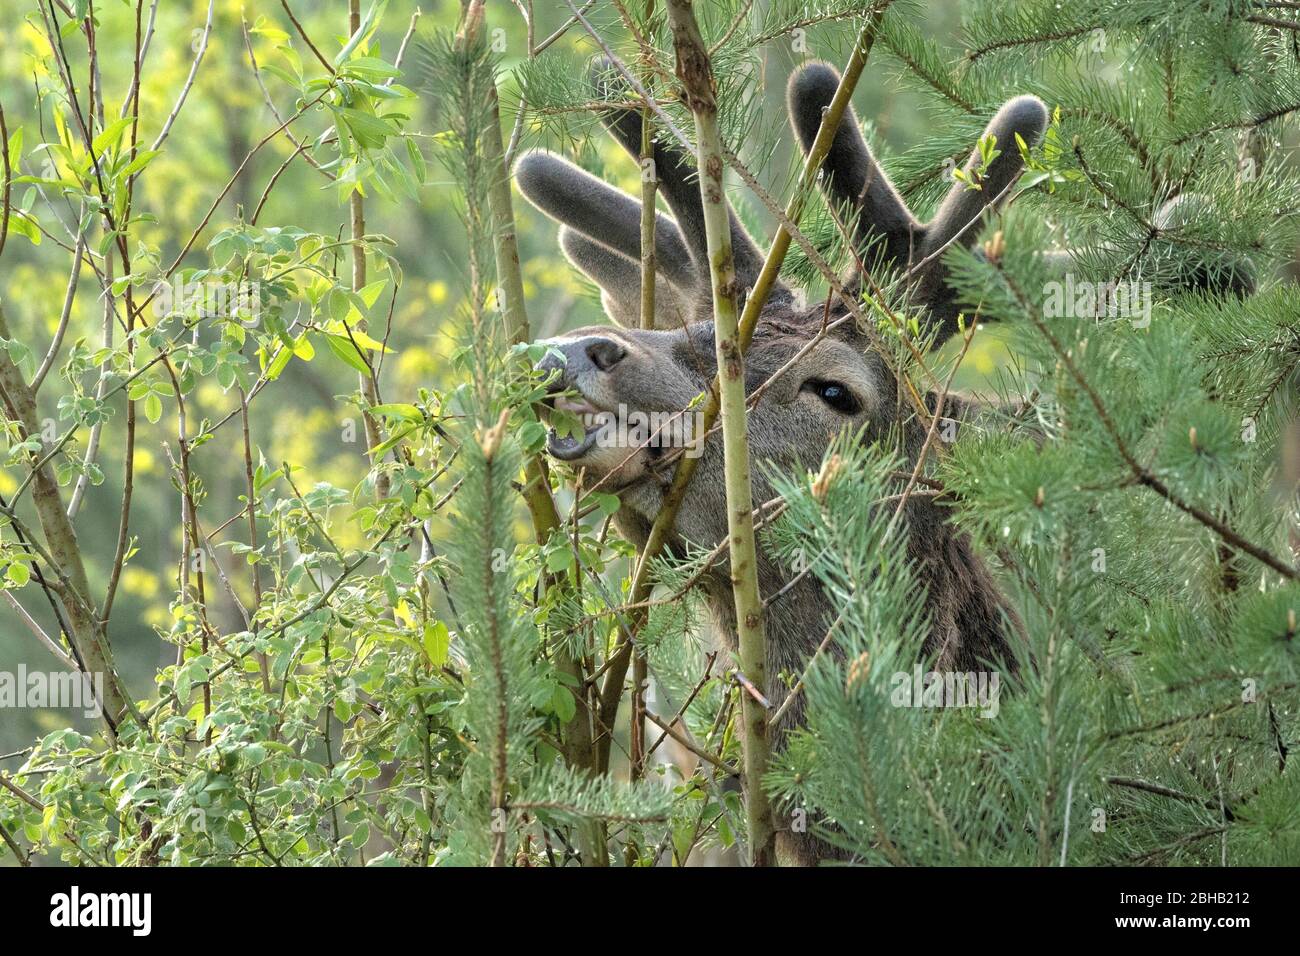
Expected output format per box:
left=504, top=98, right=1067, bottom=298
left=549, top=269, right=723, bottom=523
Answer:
left=643, top=710, right=738, bottom=776
left=2, top=592, right=77, bottom=670
left=32, top=230, right=86, bottom=394
left=280, top=0, right=335, bottom=74
left=150, top=0, right=214, bottom=151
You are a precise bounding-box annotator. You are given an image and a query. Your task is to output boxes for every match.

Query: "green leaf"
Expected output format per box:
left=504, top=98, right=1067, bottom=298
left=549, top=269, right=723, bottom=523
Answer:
left=544, top=547, right=574, bottom=575
left=322, top=321, right=390, bottom=353
left=369, top=402, right=422, bottom=422
left=322, top=332, right=372, bottom=374
left=356, top=279, right=387, bottom=310
left=143, top=392, right=163, bottom=424
left=336, top=107, right=396, bottom=149
left=9, top=210, right=41, bottom=246
left=368, top=421, right=415, bottom=456
left=265, top=343, right=294, bottom=381
left=519, top=420, right=547, bottom=454
left=260, top=63, right=301, bottom=89
left=334, top=0, right=386, bottom=66
left=342, top=56, right=402, bottom=80
left=118, top=149, right=160, bottom=178
left=405, top=136, right=427, bottom=185
left=551, top=685, right=576, bottom=724
left=5, top=126, right=21, bottom=170
left=250, top=22, right=290, bottom=42
left=422, top=621, right=449, bottom=668
left=91, top=117, right=132, bottom=156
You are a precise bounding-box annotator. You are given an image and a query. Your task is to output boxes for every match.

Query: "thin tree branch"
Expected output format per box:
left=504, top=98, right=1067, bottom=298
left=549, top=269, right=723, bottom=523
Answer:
left=149, top=0, right=214, bottom=151
left=666, top=0, right=776, bottom=866
left=32, top=230, right=86, bottom=394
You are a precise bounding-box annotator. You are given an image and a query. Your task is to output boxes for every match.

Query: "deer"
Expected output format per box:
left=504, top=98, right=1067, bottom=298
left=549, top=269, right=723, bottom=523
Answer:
left=512, top=59, right=1243, bottom=865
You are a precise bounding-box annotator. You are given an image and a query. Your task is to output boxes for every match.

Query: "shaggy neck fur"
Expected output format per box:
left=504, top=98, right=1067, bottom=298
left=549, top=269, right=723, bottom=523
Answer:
left=620, top=482, right=1018, bottom=867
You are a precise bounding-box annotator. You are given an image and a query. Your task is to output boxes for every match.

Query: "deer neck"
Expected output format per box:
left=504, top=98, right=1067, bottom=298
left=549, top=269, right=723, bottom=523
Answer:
left=695, top=494, right=1017, bottom=742
left=614, top=486, right=1016, bottom=742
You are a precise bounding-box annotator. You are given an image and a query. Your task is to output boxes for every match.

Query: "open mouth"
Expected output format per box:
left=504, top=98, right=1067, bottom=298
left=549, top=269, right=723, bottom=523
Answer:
left=543, top=396, right=609, bottom=462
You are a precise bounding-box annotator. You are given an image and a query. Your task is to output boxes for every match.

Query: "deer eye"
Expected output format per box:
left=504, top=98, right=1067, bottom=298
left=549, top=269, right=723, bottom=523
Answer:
left=804, top=379, right=860, bottom=415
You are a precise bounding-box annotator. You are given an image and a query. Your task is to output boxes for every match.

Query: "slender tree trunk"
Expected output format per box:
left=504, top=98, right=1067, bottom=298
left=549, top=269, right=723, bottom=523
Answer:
left=478, top=418, right=510, bottom=868
left=666, top=0, right=777, bottom=866
left=0, top=303, right=137, bottom=739
left=350, top=0, right=390, bottom=501
left=460, top=0, right=603, bottom=865
left=630, top=0, right=658, bottom=805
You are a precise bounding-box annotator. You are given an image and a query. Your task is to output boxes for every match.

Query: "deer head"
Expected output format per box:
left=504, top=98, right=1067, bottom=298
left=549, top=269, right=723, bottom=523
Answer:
left=516, top=62, right=1048, bottom=579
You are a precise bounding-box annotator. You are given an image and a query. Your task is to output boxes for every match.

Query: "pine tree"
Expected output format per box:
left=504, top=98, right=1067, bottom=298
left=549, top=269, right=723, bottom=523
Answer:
left=754, top=0, right=1300, bottom=865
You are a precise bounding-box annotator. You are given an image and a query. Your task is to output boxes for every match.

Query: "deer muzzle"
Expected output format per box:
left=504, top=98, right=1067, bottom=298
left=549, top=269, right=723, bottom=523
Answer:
left=535, top=334, right=628, bottom=464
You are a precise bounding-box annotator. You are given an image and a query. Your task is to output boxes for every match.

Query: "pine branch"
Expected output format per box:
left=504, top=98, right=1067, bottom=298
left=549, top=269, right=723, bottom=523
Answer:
left=965, top=23, right=1100, bottom=63
left=992, top=265, right=1300, bottom=582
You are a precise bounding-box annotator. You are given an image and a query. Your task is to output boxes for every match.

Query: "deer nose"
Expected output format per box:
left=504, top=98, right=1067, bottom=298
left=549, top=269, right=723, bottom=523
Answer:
left=584, top=338, right=626, bottom=372
left=534, top=335, right=628, bottom=394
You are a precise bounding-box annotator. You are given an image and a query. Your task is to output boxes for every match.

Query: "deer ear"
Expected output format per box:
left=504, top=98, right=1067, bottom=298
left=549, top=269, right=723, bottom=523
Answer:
left=514, top=150, right=698, bottom=291
left=787, top=62, right=919, bottom=266
left=559, top=227, right=693, bottom=328
left=590, top=57, right=772, bottom=298
left=1152, top=195, right=1255, bottom=296
left=1040, top=198, right=1253, bottom=296
left=923, top=95, right=1049, bottom=257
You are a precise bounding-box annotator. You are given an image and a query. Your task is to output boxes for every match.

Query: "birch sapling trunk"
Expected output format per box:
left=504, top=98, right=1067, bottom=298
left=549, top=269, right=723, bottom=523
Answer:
left=0, top=303, right=137, bottom=739
left=349, top=0, right=391, bottom=501
left=666, top=0, right=777, bottom=866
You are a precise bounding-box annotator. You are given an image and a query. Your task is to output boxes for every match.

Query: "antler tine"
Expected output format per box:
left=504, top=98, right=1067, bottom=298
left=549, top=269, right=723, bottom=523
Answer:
left=514, top=151, right=698, bottom=291
left=787, top=62, right=920, bottom=266
left=922, top=95, right=1049, bottom=258
left=591, top=58, right=773, bottom=299
left=559, top=226, right=692, bottom=327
